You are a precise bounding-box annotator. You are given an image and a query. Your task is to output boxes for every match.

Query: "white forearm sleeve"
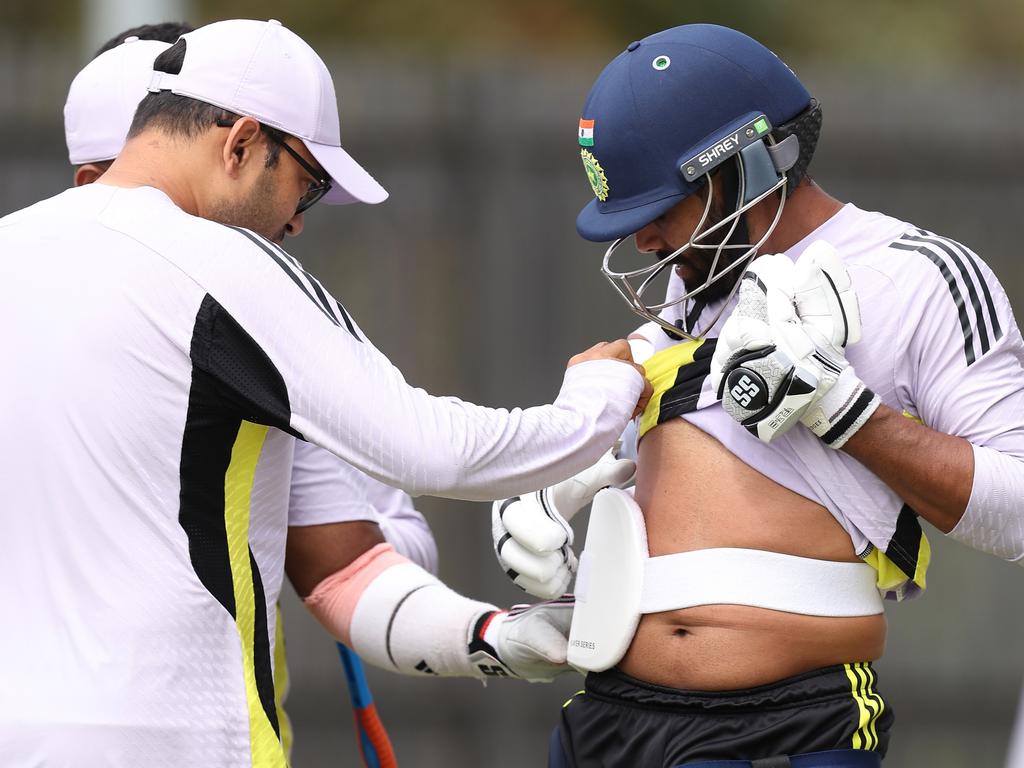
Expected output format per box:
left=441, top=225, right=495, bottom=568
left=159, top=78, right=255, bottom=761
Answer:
left=304, top=544, right=498, bottom=678
left=948, top=444, right=1024, bottom=563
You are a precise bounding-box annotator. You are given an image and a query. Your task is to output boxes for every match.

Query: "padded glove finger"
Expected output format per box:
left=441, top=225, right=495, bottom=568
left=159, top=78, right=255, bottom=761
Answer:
left=793, top=240, right=862, bottom=348
left=496, top=536, right=569, bottom=588
left=494, top=493, right=572, bottom=553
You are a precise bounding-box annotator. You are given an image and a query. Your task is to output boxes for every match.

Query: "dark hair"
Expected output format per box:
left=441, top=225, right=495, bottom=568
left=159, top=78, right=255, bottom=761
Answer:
left=771, top=98, right=822, bottom=194
left=126, top=38, right=281, bottom=167
left=94, top=22, right=195, bottom=58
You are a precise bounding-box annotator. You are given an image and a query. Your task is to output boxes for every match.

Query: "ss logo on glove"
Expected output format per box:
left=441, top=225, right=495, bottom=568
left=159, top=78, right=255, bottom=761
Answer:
left=727, top=369, right=768, bottom=409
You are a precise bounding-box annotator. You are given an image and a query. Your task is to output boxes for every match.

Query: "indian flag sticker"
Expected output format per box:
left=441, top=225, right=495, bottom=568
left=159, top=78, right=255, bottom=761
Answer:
left=578, top=118, right=595, bottom=147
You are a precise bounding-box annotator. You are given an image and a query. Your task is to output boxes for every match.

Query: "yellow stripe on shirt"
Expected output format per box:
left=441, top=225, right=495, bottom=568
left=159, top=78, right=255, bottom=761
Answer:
left=638, top=339, right=707, bottom=439
left=225, top=421, right=287, bottom=768
left=274, top=605, right=294, bottom=763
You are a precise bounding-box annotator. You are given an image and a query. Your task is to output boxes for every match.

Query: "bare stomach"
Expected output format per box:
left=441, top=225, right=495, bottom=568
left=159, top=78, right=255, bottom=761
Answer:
left=619, top=419, right=886, bottom=690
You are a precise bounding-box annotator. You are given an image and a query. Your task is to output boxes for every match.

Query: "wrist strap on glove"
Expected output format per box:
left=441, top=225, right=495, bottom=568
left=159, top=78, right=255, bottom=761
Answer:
left=466, top=611, right=516, bottom=679
left=801, top=367, right=880, bottom=449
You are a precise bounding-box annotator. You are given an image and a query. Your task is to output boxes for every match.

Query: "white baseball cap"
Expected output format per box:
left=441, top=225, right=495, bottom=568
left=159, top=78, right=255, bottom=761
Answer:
left=64, top=37, right=171, bottom=165
left=147, top=19, right=388, bottom=206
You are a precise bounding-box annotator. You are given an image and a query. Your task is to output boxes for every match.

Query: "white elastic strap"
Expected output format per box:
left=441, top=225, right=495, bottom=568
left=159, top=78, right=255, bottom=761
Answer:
left=949, top=443, right=1024, bottom=563
left=641, top=548, right=884, bottom=616
left=568, top=488, right=883, bottom=672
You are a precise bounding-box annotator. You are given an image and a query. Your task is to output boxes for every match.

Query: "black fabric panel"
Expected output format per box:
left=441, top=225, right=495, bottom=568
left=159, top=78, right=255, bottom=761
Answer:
left=657, top=338, right=718, bottom=427
left=249, top=548, right=280, bottom=737
left=179, top=295, right=283, bottom=740
left=179, top=340, right=241, bottom=617
left=191, top=294, right=298, bottom=436
left=885, top=504, right=923, bottom=579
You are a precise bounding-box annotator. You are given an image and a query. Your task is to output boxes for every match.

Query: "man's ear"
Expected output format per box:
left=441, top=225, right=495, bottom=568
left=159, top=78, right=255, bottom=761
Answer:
left=74, top=162, right=110, bottom=187
left=220, top=117, right=263, bottom=177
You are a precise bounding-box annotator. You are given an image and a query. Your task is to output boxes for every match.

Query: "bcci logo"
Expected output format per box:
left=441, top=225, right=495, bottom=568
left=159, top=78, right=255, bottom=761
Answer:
left=581, top=149, right=609, bottom=202
left=726, top=368, right=768, bottom=410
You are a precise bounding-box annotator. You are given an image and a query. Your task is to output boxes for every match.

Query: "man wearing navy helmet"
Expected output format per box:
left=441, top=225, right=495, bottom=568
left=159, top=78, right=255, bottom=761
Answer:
left=494, top=23, right=1024, bottom=767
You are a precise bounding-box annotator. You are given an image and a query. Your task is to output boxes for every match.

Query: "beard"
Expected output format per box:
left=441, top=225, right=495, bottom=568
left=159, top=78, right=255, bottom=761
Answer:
left=668, top=247, right=748, bottom=303
left=662, top=210, right=749, bottom=305
left=207, top=168, right=288, bottom=245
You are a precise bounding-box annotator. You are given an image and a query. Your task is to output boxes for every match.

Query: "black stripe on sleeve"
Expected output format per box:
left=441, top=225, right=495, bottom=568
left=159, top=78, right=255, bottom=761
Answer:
left=265, top=239, right=344, bottom=327
left=936, top=234, right=1003, bottom=342
left=226, top=225, right=343, bottom=331
left=904, top=232, right=990, bottom=354
left=265, top=235, right=361, bottom=341
left=890, top=241, right=975, bottom=365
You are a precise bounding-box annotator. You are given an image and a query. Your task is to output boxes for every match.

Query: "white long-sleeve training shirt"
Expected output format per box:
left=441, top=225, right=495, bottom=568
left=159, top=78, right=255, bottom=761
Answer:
left=0, top=183, right=642, bottom=767
left=634, top=203, right=1024, bottom=600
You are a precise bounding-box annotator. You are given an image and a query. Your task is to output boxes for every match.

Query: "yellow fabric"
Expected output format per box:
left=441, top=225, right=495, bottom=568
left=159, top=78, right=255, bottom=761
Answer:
left=638, top=339, right=707, bottom=439
left=843, top=662, right=883, bottom=751
left=274, top=606, right=294, bottom=763
left=225, top=421, right=287, bottom=768
left=862, top=531, right=930, bottom=593
left=562, top=690, right=586, bottom=709
left=857, top=410, right=931, bottom=595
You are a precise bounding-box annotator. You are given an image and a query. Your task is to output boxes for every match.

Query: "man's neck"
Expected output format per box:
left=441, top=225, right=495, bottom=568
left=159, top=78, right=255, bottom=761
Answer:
left=98, top=131, right=201, bottom=216
left=755, top=181, right=845, bottom=255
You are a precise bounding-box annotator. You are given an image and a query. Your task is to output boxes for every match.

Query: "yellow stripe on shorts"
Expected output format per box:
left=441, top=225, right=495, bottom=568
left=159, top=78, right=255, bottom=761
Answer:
left=844, top=662, right=881, bottom=751
left=563, top=689, right=586, bottom=709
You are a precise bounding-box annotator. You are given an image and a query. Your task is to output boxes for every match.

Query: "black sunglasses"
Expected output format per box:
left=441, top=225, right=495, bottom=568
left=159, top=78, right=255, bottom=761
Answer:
left=216, top=118, right=332, bottom=214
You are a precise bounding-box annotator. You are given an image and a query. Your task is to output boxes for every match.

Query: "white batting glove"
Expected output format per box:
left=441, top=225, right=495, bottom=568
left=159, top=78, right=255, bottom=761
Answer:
left=466, top=597, right=575, bottom=683
left=491, top=449, right=636, bottom=599
left=710, top=241, right=880, bottom=448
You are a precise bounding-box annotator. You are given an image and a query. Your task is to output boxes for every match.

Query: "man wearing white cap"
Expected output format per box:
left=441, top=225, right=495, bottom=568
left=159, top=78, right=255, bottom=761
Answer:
left=0, top=19, right=649, bottom=767
left=62, top=28, right=446, bottom=763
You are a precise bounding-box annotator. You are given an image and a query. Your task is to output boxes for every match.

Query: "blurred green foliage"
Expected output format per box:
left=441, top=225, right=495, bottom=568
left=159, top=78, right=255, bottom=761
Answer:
left=193, top=0, right=1024, bottom=69
left=2, top=0, right=1023, bottom=69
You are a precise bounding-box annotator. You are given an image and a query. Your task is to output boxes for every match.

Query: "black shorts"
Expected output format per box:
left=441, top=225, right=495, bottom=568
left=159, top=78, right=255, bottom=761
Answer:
left=553, top=663, right=893, bottom=767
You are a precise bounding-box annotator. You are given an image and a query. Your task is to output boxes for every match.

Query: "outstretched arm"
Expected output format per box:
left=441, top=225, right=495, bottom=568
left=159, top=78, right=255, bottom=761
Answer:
left=287, top=524, right=575, bottom=683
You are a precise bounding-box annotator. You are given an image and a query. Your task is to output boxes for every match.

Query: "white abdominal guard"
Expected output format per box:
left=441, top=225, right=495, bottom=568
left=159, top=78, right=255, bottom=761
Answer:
left=568, top=488, right=884, bottom=672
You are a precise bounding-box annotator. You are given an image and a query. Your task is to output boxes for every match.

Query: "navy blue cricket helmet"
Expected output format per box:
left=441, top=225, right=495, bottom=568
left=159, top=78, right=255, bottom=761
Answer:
left=576, top=24, right=820, bottom=338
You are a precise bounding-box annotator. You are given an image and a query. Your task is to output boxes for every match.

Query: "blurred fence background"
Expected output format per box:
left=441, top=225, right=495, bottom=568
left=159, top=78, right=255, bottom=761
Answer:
left=3, top=0, right=1023, bottom=765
